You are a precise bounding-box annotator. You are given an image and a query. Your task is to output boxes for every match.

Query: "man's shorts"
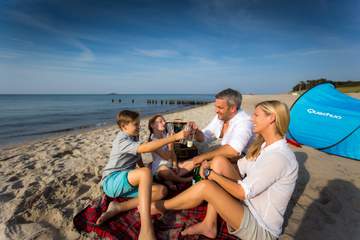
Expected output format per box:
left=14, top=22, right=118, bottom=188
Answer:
left=102, top=170, right=138, bottom=198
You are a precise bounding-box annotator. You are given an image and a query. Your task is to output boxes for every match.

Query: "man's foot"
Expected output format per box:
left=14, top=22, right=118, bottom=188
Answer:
left=164, top=180, right=177, bottom=191
left=181, top=221, right=217, bottom=239
left=95, top=201, right=125, bottom=225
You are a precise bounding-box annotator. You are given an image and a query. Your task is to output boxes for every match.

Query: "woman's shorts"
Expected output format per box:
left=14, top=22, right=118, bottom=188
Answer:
left=102, top=171, right=138, bottom=198
left=227, top=205, right=277, bottom=240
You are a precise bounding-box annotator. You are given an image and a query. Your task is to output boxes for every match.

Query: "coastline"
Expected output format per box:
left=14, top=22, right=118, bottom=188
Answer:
left=0, top=93, right=359, bottom=240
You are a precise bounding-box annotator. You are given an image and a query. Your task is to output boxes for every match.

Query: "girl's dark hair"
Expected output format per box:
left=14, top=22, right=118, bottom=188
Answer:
left=148, top=114, right=165, bottom=142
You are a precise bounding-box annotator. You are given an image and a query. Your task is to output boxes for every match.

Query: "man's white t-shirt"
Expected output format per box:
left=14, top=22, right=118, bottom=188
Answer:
left=237, top=139, right=299, bottom=237
left=202, top=110, right=253, bottom=154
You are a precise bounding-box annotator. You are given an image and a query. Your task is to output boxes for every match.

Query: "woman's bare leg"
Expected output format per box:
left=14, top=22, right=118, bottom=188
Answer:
left=181, top=155, right=241, bottom=237
left=96, top=183, right=167, bottom=225
left=152, top=180, right=245, bottom=238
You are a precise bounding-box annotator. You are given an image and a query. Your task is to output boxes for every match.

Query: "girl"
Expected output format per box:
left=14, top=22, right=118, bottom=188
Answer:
left=148, top=115, right=192, bottom=187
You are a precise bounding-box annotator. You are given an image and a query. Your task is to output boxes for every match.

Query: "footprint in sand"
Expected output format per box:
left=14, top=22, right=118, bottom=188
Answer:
left=76, top=184, right=91, bottom=197
left=11, top=180, right=24, bottom=190
left=7, top=176, right=19, bottom=182
left=0, top=192, right=16, bottom=202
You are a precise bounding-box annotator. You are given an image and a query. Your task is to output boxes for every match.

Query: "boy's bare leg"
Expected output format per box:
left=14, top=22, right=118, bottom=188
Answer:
left=96, top=183, right=167, bottom=225
left=127, top=167, right=157, bottom=240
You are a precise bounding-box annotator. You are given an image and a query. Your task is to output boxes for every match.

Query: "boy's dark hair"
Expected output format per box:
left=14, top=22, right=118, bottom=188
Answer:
left=116, top=110, right=139, bottom=129
left=215, top=88, right=242, bottom=110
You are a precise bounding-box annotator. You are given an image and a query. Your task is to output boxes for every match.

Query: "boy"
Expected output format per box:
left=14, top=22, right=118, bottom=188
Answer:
left=96, top=110, right=189, bottom=240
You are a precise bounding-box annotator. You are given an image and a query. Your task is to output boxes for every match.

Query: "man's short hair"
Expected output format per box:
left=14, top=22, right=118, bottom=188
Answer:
left=117, top=110, right=139, bottom=129
left=215, top=88, right=242, bottom=110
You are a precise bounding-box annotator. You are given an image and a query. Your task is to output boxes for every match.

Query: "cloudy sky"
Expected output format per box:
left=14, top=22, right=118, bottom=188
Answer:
left=0, top=0, right=359, bottom=94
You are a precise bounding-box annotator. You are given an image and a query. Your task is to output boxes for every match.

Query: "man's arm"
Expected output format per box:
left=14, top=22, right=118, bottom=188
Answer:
left=192, top=144, right=239, bottom=165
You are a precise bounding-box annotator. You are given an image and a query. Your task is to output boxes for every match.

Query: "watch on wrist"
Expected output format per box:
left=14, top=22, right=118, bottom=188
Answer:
left=204, top=168, right=213, bottom=179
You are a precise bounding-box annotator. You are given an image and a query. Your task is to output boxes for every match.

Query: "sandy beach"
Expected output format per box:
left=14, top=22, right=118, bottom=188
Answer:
left=0, top=93, right=359, bottom=240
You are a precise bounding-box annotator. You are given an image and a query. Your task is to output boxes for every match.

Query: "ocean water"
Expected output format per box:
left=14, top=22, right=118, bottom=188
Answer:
left=0, top=94, right=214, bottom=147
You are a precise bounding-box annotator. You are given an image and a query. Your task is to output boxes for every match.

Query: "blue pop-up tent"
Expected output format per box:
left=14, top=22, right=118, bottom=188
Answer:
left=288, top=83, right=360, bottom=160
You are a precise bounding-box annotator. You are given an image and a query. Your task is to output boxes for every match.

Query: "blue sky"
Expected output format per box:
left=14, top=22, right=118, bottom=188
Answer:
left=0, top=0, right=359, bottom=94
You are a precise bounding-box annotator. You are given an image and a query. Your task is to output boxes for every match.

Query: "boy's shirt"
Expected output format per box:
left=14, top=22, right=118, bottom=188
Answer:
left=102, top=130, right=140, bottom=179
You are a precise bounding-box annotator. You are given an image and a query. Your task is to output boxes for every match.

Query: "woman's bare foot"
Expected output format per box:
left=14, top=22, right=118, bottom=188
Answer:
left=95, top=201, right=125, bottom=225
left=181, top=221, right=217, bottom=239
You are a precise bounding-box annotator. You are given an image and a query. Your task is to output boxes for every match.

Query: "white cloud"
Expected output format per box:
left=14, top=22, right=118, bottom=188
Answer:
left=6, top=10, right=95, bottom=63
left=134, top=48, right=179, bottom=58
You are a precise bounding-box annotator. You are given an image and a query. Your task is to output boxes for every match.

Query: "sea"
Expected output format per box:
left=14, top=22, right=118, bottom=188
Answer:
left=0, top=94, right=214, bottom=148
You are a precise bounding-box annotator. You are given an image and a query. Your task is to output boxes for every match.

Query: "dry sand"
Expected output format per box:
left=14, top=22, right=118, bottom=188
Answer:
left=0, top=93, right=359, bottom=240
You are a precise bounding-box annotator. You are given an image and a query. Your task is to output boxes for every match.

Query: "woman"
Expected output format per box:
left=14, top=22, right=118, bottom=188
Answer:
left=148, top=115, right=192, bottom=187
left=151, top=101, right=298, bottom=240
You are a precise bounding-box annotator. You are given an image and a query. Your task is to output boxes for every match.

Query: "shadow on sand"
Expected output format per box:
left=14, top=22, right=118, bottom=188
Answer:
left=294, top=179, right=360, bottom=240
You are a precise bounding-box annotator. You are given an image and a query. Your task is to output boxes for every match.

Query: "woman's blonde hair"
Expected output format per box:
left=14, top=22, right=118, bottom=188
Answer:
left=246, top=100, right=290, bottom=160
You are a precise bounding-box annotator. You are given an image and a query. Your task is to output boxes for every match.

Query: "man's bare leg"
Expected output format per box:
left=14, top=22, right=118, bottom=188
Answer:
left=158, top=166, right=192, bottom=183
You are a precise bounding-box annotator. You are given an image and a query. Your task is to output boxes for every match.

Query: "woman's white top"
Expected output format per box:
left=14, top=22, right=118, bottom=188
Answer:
left=150, top=134, right=173, bottom=174
left=237, top=139, right=298, bottom=237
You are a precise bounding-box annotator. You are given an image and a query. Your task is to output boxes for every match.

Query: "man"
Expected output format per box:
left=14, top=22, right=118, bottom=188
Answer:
left=189, top=88, right=253, bottom=166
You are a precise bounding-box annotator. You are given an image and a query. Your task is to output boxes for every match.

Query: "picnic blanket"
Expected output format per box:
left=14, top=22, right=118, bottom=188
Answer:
left=73, top=184, right=239, bottom=240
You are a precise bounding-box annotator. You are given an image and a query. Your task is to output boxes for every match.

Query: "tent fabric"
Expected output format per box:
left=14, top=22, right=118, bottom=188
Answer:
left=288, top=83, right=360, bottom=160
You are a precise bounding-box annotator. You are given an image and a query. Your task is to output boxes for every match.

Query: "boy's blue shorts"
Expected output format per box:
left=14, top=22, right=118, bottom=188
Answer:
left=102, top=170, right=139, bottom=198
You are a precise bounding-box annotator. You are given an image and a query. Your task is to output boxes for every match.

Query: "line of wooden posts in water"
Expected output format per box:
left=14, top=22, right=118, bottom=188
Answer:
left=111, top=99, right=212, bottom=105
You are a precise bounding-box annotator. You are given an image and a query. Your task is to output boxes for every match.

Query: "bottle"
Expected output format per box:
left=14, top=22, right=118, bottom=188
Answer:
left=192, top=166, right=202, bottom=185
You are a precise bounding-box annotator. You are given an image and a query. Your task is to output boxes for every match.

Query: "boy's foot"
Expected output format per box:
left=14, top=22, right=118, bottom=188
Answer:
left=95, top=201, right=124, bottom=225
left=139, top=228, right=156, bottom=240
left=181, top=221, right=217, bottom=239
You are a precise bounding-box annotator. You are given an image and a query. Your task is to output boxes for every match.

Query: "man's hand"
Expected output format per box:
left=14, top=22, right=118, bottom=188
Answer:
left=175, top=129, right=191, bottom=141
left=199, top=160, right=210, bottom=178
left=192, top=154, right=207, bottom=166
left=188, top=121, right=199, bottom=134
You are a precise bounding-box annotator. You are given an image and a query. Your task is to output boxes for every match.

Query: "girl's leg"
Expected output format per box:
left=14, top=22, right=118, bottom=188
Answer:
left=96, top=183, right=167, bottom=225
left=157, top=165, right=192, bottom=183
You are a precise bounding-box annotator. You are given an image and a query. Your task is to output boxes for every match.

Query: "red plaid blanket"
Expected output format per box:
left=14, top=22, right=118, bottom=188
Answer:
left=73, top=185, right=239, bottom=240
